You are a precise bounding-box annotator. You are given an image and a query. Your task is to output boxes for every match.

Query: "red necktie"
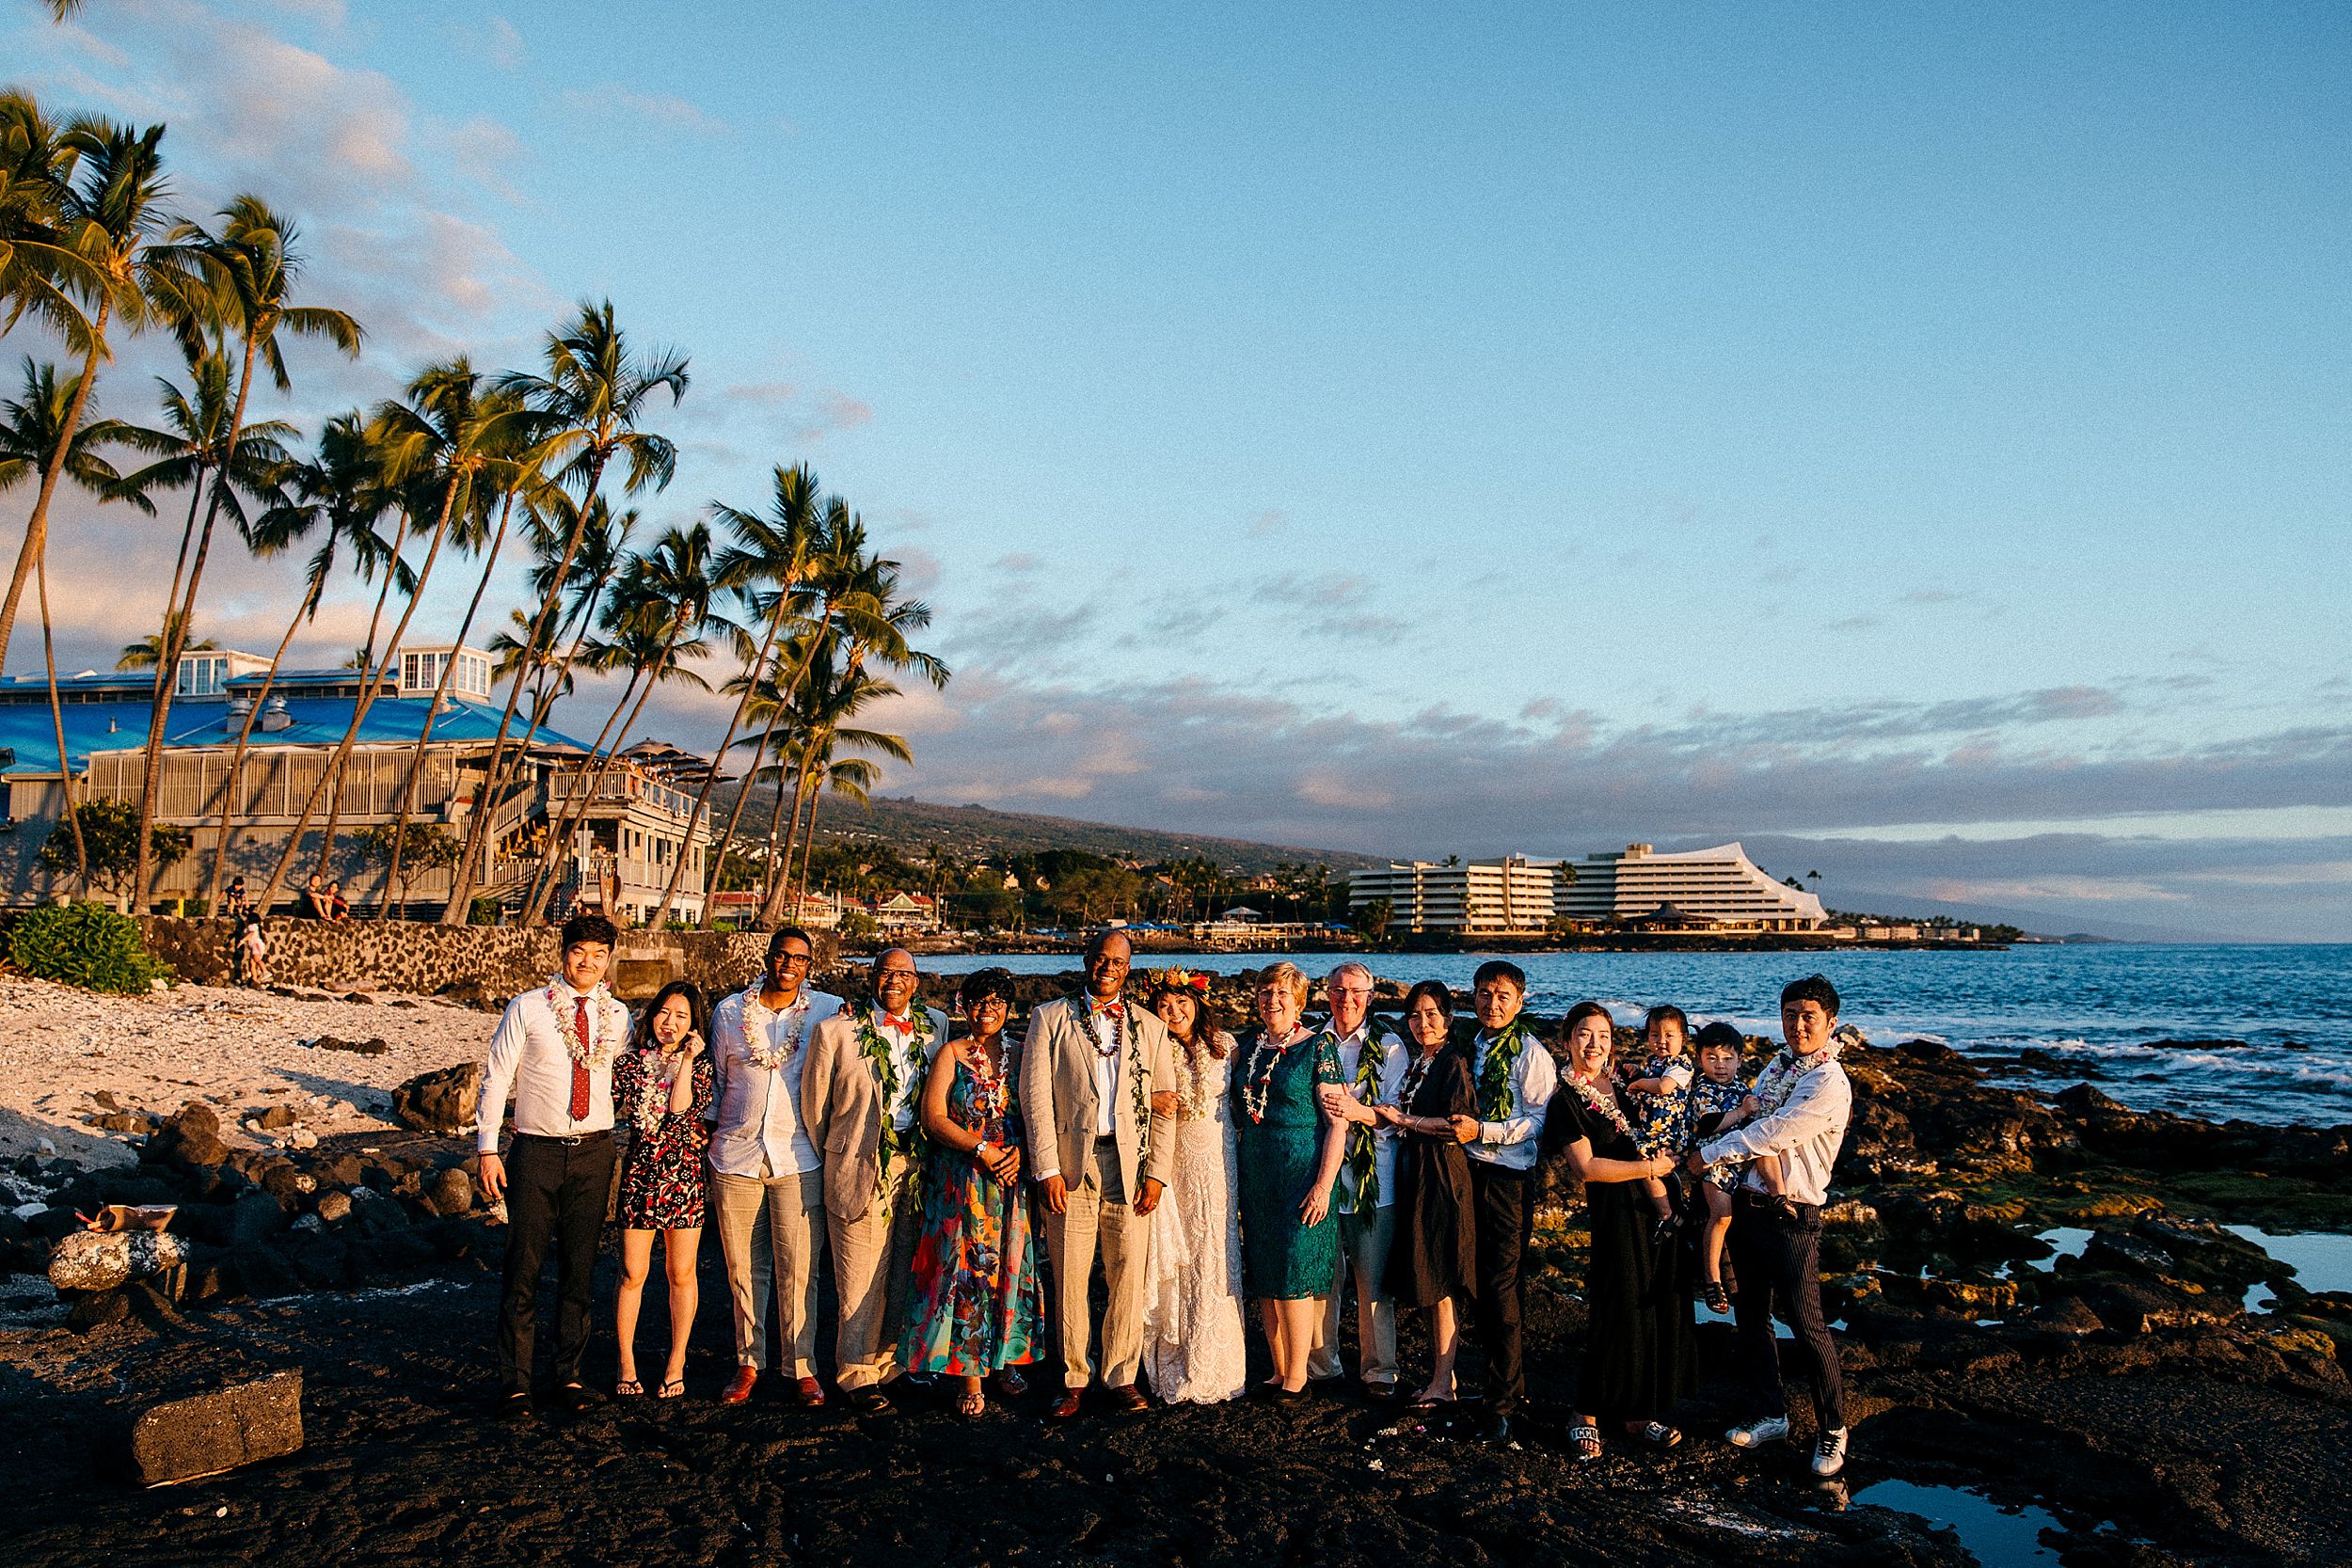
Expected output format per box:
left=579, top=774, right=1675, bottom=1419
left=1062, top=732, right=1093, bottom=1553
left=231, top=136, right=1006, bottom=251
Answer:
left=568, top=997, right=593, bottom=1121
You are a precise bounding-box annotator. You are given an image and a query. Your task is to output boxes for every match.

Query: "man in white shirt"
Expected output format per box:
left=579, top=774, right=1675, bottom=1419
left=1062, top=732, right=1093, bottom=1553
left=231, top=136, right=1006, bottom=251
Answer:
left=476, top=912, right=631, bottom=1417
left=706, top=925, right=841, bottom=1408
left=1446, top=958, right=1557, bottom=1442
left=1692, top=974, right=1855, bottom=1477
left=801, top=947, right=947, bottom=1416
left=1310, top=961, right=1408, bottom=1400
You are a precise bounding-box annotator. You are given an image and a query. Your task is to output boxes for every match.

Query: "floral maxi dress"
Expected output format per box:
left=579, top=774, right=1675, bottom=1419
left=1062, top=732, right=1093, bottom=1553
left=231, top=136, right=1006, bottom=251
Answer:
left=612, top=1047, right=715, bottom=1230
left=899, top=1042, right=1045, bottom=1376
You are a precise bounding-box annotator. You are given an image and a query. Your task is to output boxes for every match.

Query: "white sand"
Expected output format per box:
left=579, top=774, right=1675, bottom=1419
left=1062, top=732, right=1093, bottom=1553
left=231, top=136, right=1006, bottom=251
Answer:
left=0, top=974, right=496, bottom=1169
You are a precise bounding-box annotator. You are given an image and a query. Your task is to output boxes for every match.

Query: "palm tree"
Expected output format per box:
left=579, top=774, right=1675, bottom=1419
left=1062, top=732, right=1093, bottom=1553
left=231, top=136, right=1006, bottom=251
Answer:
left=117, top=612, right=214, bottom=671
left=442, top=300, right=687, bottom=924
left=521, top=519, right=717, bottom=925
left=129, top=196, right=360, bottom=903
left=0, top=355, right=149, bottom=892
left=0, top=92, right=94, bottom=353
left=197, top=412, right=397, bottom=909
left=646, top=464, right=828, bottom=928
left=756, top=656, right=914, bottom=921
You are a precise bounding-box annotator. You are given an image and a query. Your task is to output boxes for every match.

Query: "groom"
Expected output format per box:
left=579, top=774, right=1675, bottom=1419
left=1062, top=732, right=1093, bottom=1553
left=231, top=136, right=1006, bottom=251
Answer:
left=1023, top=930, right=1177, bottom=1417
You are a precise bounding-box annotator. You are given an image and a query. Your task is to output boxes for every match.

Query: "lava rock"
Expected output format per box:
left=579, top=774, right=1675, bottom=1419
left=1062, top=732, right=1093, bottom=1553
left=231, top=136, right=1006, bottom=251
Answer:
left=227, top=1191, right=289, bottom=1246
left=230, top=1243, right=299, bottom=1300
left=253, top=1104, right=298, bottom=1131
left=348, top=1187, right=406, bottom=1235
left=310, top=1034, right=389, bottom=1056
left=392, top=1063, right=482, bottom=1135
left=313, top=1191, right=353, bottom=1225
left=2028, top=1295, right=2106, bottom=1336
left=2085, top=1229, right=2178, bottom=1277
left=68, top=1288, right=129, bottom=1333
left=129, top=1370, right=303, bottom=1486
left=149, top=1102, right=231, bottom=1169
left=422, top=1165, right=473, bottom=1216
left=48, top=1228, right=190, bottom=1292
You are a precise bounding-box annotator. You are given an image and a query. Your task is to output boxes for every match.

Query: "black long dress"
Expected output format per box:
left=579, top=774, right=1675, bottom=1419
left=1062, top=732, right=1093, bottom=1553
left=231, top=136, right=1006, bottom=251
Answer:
left=1558, top=1077, right=1695, bottom=1422
left=1383, top=1046, right=1478, bottom=1308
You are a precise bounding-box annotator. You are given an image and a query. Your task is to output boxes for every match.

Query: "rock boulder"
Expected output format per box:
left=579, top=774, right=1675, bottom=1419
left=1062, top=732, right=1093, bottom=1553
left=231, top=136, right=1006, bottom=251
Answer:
left=129, top=1370, right=303, bottom=1486
left=392, top=1063, right=481, bottom=1135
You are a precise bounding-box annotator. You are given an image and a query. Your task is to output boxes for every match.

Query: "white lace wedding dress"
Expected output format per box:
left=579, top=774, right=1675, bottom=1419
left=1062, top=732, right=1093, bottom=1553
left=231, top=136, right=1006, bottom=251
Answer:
left=1141, top=1035, right=1248, bottom=1402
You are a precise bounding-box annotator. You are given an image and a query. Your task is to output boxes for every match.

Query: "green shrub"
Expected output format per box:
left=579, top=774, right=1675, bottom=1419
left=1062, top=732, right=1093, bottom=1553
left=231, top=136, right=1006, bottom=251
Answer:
left=8, top=901, right=169, bottom=994
left=468, top=897, right=503, bottom=926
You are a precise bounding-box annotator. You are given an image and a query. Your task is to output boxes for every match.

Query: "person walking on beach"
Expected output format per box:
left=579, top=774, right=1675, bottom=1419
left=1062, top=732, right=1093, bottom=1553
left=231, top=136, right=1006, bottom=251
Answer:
left=1455, top=959, right=1556, bottom=1442
left=802, top=947, right=947, bottom=1416
left=612, top=981, right=714, bottom=1400
left=1022, top=930, right=1178, bottom=1418
left=476, top=912, right=631, bottom=1416
left=1689, top=974, right=1855, bottom=1477
left=706, top=927, right=841, bottom=1408
left=1309, top=960, right=1408, bottom=1401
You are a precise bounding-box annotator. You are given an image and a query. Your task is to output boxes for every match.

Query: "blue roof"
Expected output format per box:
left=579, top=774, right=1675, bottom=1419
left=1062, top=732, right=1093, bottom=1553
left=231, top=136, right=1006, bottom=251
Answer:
left=0, top=694, right=592, bottom=777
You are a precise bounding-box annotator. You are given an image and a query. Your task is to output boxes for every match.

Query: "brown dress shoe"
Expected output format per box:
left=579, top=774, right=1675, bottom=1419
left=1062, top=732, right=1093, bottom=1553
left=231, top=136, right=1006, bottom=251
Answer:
left=1048, top=1390, right=1084, bottom=1419
left=1106, top=1384, right=1150, bottom=1414
left=720, top=1367, right=758, bottom=1405
left=796, top=1375, right=826, bottom=1408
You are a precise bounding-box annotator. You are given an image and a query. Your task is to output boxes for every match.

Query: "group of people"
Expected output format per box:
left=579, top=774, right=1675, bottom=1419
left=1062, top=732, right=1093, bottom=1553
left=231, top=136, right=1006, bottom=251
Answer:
left=478, top=916, right=1854, bottom=1474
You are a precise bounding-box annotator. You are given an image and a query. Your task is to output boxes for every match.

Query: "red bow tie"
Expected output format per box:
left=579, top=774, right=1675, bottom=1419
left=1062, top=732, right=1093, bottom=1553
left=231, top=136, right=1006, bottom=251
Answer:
left=882, top=1012, right=913, bottom=1030
left=1093, top=1001, right=1124, bottom=1019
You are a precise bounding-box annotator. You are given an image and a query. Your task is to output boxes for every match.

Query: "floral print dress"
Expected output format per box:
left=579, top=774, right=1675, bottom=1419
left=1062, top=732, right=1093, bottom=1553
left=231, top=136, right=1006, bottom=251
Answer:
left=612, top=1047, right=715, bottom=1230
left=899, top=1039, right=1044, bottom=1376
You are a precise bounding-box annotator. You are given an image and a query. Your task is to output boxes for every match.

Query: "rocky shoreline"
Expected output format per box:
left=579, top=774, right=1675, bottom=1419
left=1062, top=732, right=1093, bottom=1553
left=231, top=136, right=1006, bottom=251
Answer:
left=0, top=969, right=2344, bottom=1565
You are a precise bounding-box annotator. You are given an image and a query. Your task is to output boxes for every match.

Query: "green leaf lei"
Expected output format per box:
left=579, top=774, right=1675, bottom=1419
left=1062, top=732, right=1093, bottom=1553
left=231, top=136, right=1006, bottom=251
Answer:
left=1072, top=993, right=1151, bottom=1175
left=1475, top=1016, right=1531, bottom=1123
left=1342, top=1020, right=1403, bottom=1214
left=855, top=1003, right=934, bottom=1215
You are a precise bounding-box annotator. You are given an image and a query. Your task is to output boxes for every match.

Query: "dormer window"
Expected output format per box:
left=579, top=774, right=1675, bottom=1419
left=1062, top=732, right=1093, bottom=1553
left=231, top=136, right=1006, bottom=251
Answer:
left=397, top=646, right=492, bottom=699
left=174, top=653, right=230, bottom=698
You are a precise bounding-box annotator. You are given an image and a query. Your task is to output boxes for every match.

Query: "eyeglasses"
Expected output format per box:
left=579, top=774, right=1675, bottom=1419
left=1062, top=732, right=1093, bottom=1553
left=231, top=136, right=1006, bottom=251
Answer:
left=878, top=968, right=919, bottom=981
left=773, top=951, right=813, bottom=968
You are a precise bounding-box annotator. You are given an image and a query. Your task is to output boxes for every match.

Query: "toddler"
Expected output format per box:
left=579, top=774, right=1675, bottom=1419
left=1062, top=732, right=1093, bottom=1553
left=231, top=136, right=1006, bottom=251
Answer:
left=234, top=911, right=271, bottom=987
left=1686, top=1021, right=1795, bottom=1312
left=1621, top=1004, right=1694, bottom=1243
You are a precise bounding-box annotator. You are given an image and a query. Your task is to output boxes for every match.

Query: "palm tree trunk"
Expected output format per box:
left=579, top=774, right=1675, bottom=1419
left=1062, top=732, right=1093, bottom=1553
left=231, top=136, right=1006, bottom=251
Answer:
left=698, top=689, right=784, bottom=929
left=376, top=487, right=516, bottom=919
left=525, top=617, right=685, bottom=927
left=36, top=546, right=87, bottom=895
left=652, top=598, right=787, bottom=928
left=758, top=752, right=814, bottom=927
left=791, top=782, right=824, bottom=905
left=307, top=524, right=410, bottom=883
left=0, top=297, right=108, bottom=678
left=134, top=334, right=259, bottom=905
left=520, top=657, right=650, bottom=924
left=199, top=578, right=318, bottom=911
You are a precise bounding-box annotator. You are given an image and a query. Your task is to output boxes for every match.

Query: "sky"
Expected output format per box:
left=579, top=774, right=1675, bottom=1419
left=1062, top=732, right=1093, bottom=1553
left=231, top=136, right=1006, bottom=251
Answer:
left=5, top=0, right=2348, bottom=939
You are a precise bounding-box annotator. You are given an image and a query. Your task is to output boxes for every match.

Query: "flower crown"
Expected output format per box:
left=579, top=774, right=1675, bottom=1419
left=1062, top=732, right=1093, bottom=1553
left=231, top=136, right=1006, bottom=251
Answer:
left=1147, top=967, right=1212, bottom=994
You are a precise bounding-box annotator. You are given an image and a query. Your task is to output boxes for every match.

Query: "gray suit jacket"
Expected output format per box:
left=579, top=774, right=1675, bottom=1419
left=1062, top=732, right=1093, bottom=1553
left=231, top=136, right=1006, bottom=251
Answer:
left=1020, top=994, right=1176, bottom=1198
left=801, top=1001, right=949, bottom=1223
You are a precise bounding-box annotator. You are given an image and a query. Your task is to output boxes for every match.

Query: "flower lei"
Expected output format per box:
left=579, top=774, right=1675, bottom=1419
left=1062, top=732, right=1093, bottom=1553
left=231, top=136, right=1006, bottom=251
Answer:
left=1564, top=1069, right=1638, bottom=1146
left=1473, top=1017, right=1532, bottom=1122
left=1750, top=1032, right=1844, bottom=1118
left=1340, top=1019, right=1404, bottom=1213
left=855, top=1003, right=935, bottom=1214
left=1241, top=1024, right=1311, bottom=1124
left=960, top=1037, right=1009, bottom=1136
left=546, top=979, right=620, bottom=1070
left=1073, top=994, right=1152, bottom=1172
left=739, top=985, right=808, bottom=1071
left=1168, top=1029, right=1224, bottom=1120
left=628, top=1047, right=680, bottom=1134
left=1397, top=1049, right=1438, bottom=1117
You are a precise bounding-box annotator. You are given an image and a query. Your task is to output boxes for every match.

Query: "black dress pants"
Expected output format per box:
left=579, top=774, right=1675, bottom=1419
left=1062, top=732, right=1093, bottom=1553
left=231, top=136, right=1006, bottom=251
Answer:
left=1726, top=1188, right=1846, bottom=1431
left=1468, top=1160, right=1533, bottom=1413
left=499, top=1132, right=616, bottom=1388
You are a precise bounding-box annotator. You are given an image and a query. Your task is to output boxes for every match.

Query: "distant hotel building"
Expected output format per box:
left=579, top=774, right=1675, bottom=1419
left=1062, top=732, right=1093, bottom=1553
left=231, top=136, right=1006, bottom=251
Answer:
left=1559, top=843, right=1824, bottom=931
left=1347, top=855, right=1563, bottom=935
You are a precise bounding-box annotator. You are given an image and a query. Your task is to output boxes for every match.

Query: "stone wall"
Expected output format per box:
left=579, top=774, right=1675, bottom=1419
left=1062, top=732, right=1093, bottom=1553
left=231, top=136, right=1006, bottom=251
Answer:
left=137, top=915, right=834, bottom=1004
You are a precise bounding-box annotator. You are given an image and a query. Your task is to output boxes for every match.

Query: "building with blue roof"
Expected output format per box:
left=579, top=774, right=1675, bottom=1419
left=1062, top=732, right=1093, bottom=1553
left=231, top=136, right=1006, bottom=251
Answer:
left=1, top=643, right=717, bottom=926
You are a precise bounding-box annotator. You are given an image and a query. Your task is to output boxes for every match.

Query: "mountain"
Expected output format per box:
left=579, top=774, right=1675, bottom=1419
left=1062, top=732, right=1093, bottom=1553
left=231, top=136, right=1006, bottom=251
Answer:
left=710, top=789, right=1384, bottom=877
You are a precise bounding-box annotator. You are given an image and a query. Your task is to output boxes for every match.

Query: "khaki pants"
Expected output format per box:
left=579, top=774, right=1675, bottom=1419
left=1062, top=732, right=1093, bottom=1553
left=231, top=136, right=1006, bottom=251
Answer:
left=1309, top=1203, right=1399, bottom=1386
left=709, top=1164, right=825, bottom=1376
left=826, top=1162, right=921, bottom=1391
left=1043, top=1137, right=1152, bottom=1390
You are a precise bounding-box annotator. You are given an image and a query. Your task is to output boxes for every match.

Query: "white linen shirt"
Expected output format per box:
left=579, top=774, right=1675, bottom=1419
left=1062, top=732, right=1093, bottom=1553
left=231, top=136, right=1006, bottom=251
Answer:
left=477, top=979, right=632, bottom=1153
left=875, top=1012, right=926, bottom=1132
left=1084, top=1001, right=1125, bottom=1137
left=1464, top=1028, right=1558, bottom=1172
left=1697, top=1051, right=1852, bottom=1206
left=1332, top=1019, right=1409, bottom=1211
left=706, top=986, right=842, bottom=1178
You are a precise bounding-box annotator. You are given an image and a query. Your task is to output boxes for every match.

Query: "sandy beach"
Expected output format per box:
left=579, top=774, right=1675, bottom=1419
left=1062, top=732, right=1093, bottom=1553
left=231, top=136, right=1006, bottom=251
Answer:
left=0, top=975, right=492, bottom=1168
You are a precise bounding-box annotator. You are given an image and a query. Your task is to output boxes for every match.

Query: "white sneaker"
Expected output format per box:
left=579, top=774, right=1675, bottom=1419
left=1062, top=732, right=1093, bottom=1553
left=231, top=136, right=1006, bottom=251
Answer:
left=1811, top=1426, right=1850, bottom=1477
left=1727, top=1415, right=1790, bottom=1448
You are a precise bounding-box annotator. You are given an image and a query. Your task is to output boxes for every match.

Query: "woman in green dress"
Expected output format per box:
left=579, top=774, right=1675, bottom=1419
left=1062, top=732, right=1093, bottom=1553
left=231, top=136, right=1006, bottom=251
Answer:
left=1232, top=960, right=1346, bottom=1397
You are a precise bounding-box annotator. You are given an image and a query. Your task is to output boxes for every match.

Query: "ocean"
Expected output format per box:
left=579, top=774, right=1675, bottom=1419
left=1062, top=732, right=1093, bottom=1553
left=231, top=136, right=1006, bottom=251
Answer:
left=914, top=943, right=2351, bottom=1130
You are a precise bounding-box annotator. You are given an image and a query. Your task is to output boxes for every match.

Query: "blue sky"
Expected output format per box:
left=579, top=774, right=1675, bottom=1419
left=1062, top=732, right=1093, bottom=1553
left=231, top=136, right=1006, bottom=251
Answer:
left=7, top=0, right=2349, bottom=938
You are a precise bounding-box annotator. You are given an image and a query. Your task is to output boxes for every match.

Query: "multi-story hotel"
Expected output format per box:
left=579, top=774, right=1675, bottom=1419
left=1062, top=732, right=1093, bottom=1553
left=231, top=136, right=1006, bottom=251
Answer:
left=1558, top=842, right=1824, bottom=930
left=1347, top=855, right=1564, bottom=934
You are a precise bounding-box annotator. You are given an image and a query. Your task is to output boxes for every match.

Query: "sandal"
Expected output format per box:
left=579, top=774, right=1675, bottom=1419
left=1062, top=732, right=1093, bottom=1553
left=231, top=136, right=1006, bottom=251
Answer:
left=1702, top=1281, right=1730, bottom=1313
left=1627, top=1420, right=1682, bottom=1448
left=957, top=1388, right=986, bottom=1418
left=1410, top=1386, right=1454, bottom=1407
left=1569, top=1423, right=1603, bottom=1462
left=656, top=1378, right=686, bottom=1401
left=614, top=1379, right=644, bottom=1398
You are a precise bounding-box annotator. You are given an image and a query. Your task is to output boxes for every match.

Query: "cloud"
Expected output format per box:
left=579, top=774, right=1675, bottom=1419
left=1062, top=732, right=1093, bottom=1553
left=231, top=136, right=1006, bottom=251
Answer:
left=451, top=16, right=525, bottom=71
left=710, top=382, right=875, bottom=443
left=566, top=86, right=730, bottom=137
left=1248, top=508, right=1286, bottom=537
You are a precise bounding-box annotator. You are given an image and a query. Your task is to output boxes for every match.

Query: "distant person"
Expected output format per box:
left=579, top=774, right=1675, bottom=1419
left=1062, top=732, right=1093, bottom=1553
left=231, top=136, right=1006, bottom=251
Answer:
left=1375, top=980, right=1477, bottom=1405
left=1689, top=974, right=1855, bottom=1477
left=232, top=910, right=269, bottom=987
left=1453, top=959, right=1555, bottom=1442
left=1138, top=967, right=1247, bottom=1404
left=1231, top=960, right=1345, bottom=1399
left=1022, top=930, right=1178, bottom=1418
left=611, top=981, right=713, bottom=1400
left=300, top=873, right=330, bottom=920
left=476, top=911, right=630, bottom=1416
left=1554, top=1000, right=1693, bottom=1461
left=1621, top=1005, right=1694, bottom=1243
left=326, top=879, right=351, bottom=922
left=223, top=875, right=249, bottom=921
left=899, top=968, right=1044, bottom=1418
left=802, top=947, right=948, bottom=1415
left=1309, top=960, right=1408, bottom=1401
left=706, top=927, right=841, bottom=1407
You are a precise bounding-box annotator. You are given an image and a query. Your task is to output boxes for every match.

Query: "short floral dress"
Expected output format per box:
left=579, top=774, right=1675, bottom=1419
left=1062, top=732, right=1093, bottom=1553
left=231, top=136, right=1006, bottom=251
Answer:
left=612, top=1048, right=715, bottom=1229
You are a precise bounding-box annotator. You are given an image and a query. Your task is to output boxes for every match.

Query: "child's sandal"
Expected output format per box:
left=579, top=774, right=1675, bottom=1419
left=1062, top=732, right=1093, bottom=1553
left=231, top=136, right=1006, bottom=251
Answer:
left=1569, top=1423, right=1604, bottom=1462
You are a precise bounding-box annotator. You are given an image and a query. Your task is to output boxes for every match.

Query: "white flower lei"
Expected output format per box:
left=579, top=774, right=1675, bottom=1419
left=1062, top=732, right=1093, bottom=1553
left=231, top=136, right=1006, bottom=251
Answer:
left=1565, top=1069, right=1639, bottom=1145
left=546, top=978, right=619, bottom=1070
left=739, top=985, right=809, bottom=1071
left=1241, top=1024, right=1312, bottom=1124
left=628, top=1048, right=678, bottom=1134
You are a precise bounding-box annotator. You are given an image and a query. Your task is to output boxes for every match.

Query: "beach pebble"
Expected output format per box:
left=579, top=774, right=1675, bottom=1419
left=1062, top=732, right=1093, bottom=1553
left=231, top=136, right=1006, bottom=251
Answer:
left=286, top=1129, right=319, bottom=1150
left=313, top=1192, right=353, bottom=1225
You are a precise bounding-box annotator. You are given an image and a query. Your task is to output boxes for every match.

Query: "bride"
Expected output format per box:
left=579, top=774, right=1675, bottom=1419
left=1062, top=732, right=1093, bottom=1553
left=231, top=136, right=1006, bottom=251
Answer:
left=1139, top=969, right=1248, bottom=1402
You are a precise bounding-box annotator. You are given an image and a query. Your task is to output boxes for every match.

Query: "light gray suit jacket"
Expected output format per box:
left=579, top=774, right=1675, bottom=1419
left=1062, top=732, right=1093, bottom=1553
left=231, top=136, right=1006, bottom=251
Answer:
left=1020, top=994, right=1176, bottom=1198
left=801, top=1001, right=950, bottom=1223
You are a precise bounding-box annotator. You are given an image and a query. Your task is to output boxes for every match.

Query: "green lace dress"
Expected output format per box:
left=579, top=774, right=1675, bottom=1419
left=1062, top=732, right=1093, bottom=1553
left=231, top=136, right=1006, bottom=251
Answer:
left=1232, top=1027, right=1343, bottom=1300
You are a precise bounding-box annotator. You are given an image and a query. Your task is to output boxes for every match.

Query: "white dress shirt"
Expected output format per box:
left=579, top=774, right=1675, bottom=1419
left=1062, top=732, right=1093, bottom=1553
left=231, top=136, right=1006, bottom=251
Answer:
left=1465, top=1026, right=1558, bottom=1172
left=1332, top=1019, right=1409, bottom=1212
left=1085, top=1001, right=1125, bottom=1137
left=707, top=985, right=842, bottom=1178
left=873, top=1011, right=926, bottom=1132
left=478, top=978, right=632, bottom=1153
left=1698, top=1050, right=1852, bottom=1206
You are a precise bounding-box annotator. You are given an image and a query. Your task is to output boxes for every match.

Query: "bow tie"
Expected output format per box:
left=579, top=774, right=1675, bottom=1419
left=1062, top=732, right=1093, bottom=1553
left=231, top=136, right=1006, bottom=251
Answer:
left=1092, top=1001, right=1124, bottom=1020
left=881, top=1012, right=913, bottom=1030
